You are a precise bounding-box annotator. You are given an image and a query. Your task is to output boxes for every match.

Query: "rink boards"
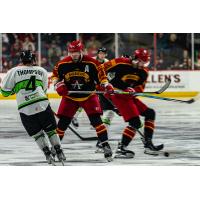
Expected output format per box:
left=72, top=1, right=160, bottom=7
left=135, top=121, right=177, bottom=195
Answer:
left=1, top=70, right=200, bottom=99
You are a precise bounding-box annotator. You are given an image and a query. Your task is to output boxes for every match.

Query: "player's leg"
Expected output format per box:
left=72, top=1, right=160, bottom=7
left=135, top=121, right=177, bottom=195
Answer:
left=39, top=105, right=66, bottom=161
left=19, top=112, right=54, bottom=164
left=56, top=97, right=79, bottom=141
left=110, top=94, right=141, bottom=158
left=99, top=94, right=116, bottom=126
left=141, top=108, right=163, bottom=153
left=71, top=107, right=83, bottom=128
left=81, top=94, right=112, bottom=161
left=114, top=116, right=141, bottom=158
left=134, top=98, right=163, bottom=154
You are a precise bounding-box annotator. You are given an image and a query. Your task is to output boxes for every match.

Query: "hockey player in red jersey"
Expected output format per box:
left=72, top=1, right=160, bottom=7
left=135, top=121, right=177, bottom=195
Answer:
left=101, top=48, right=162, bottom=158
left=52, top=40, right=113, bottom=161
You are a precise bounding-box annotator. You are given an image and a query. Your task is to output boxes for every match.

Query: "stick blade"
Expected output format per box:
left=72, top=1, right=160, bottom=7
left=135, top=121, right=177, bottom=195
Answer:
left=155, top=79, right=171, bottom=94
left=187, top=99, right=195, bottom=104
left=81, top=137, right=98, bottom=141
left=187, top=93, right=200, bottom=104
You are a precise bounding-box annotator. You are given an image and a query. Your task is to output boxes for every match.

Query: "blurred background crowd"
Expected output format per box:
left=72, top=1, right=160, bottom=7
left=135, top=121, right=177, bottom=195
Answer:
left=1, top=33, right=200, bottom=72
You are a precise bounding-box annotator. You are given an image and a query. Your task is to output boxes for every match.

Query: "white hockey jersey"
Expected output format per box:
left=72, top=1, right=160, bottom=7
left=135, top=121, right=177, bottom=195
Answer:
left=0, top=65, right=49, bottom=115
left=93, top=56, right=109, bottom=64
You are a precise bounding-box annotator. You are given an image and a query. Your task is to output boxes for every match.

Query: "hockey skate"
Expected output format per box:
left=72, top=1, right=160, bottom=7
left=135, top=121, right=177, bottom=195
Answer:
left=95, top=140, right=104, bottom=153
left=54, top=145, right=66, bottom=165
left=42, top=146, right=55, bottom=165
left=142, top=138, right=164, bottom=156
left=51, top=146, right=56, bottom=158
left=114, top=142, right=135, bottom=159
left=71, top=117, right=79, bottom=128
left=102, top=142, right=113, bottom=162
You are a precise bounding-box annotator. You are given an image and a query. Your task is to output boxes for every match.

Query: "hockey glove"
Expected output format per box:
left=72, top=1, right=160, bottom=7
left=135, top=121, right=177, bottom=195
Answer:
left=124, top=87, right=136, bottom=96
left=55, top=81, right=68, bottom=96
left=101, top=82, right=114, bottom=94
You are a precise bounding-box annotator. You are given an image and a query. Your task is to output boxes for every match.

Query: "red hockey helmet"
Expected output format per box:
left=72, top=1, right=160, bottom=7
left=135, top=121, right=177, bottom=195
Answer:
left=67, top=40, right=84, bottom=52
left=133, top=48, right=150, bottom=63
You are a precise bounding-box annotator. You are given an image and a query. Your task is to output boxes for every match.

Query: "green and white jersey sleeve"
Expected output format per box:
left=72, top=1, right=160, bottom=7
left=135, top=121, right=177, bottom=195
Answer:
left=1, top=66, right=49, bottom=115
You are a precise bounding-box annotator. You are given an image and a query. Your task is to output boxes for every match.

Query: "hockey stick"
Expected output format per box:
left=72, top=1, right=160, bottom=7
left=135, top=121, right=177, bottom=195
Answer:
left=68, top=79, right=171, bottom=95
left=53, top=111, right=98, bottom=141
left=132, top=93, right=199, bottom=104
left=135, top=128, right=170, bottom=157
left=68, top=125, right=98, bottom=141
left=144, top=79, right=171, bottom=94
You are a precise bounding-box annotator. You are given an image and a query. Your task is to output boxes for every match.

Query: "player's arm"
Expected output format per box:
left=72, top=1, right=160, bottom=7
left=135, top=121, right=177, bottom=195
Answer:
left=98, top=60, right=113, bottom=84
left=51, top=63, right=68, bottom=96
left=51, top=63, right=62, bottom=85
left=133, top=68, right=149, bottom=92
left=0, top=69, right=16, bottom=97
left=97, top=60, right=114, bottom=92
left=134, top=82, right=146, bottom=93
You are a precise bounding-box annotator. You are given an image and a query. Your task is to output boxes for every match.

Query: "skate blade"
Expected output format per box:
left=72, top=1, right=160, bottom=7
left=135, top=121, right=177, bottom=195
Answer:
left=95, top=148, right=104, bottom=153
left=145, top=149, right=170, bottom=157
left=48, top=160, right=56, bottom=166
left=106, top=156, right=113, bottom=162
left=60, top=160, right=65, bottom=166
left=52, top=160, right=65, bottom=166
left=144, top=150, right=159, bottom=156
left=114, top=153, right=135, bottom=159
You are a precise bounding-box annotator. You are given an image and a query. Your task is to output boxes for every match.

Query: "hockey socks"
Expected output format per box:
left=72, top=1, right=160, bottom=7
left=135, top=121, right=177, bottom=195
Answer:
left=56, top=128, right=65, bottom=140
left=144, top=120, right=155, bottom=140
left=121, top=126, right=136, bottom=146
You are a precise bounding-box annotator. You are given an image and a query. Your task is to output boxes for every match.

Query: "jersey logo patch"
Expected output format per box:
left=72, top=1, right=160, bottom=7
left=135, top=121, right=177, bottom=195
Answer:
left=71, top=80, right=84, bottom=90
left=107, top=72, right=116, bottom=81
left=85, top=65, right=89, bottom=72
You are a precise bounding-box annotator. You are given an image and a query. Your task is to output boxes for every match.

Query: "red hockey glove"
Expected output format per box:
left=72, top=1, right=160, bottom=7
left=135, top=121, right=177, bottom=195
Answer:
left=124, top=87, right=136, bottom=96
left=96, top=84, right=104, bottom=91
left=101, top=83, right=114, bottom=94
left=55, top=81, right=68, bottom=96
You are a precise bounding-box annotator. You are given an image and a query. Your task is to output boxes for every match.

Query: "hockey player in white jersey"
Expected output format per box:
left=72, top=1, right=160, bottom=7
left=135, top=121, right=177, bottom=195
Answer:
left=0, top=50, right=66, bottom=165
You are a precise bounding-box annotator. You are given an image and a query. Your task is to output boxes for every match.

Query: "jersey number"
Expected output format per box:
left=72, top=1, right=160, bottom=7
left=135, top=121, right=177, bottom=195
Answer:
left=25, top=76, right=36, bottom=91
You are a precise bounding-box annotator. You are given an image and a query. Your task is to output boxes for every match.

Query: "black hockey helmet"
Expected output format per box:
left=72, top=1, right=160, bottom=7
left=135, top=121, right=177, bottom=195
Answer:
left=20, top=50, right=36, bottom=64
left=97, top=47, right=107, bottom=54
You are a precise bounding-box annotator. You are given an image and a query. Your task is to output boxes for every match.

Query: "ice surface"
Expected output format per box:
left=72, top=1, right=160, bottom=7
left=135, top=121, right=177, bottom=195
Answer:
left=0, top=98, right=200, bottom=166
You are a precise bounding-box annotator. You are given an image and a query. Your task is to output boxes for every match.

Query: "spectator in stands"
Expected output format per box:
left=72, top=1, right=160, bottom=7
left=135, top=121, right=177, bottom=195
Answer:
left=60, top=50, right=68, bottom=60
left=167, top=33, right=183, bottom=67
left=41, top=57, right=51, bottom=71
left=195, top=51, right=200, bottom=69
left=178, top=49, right=191, bottom=70
left=155, top=55, right=166, bottom=70
left=85, top=35, right=102, bottom=55
left=187, top=58, right=192, bottom=69
left=178, top=58, right=192, bottom=70
left=22, top=36, right=36, bottom=51
left=2, top=60, right=13, bottom=73
left=47, top=40, right=62, bottom=66
left=86, top=43, right=99, bottom=57
left=2, top=44, right=10, bottom=58
left=157, top=33, right=168, bottom=50
left=171, top=60, right=181, bottom=70
left=2, top=33, right=9, bottom=43
left=10, top=39, right=22, bottom=65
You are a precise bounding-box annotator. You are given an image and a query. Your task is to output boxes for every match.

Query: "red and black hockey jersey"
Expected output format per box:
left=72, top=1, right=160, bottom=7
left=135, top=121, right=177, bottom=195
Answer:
left=52, top=55, right=108, bottom=101
left=101, top=57, right=149, bottom=92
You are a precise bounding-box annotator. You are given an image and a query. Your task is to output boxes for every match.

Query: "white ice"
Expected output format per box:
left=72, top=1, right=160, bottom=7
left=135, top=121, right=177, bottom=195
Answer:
left=0, top=98, right=200, bottom=166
